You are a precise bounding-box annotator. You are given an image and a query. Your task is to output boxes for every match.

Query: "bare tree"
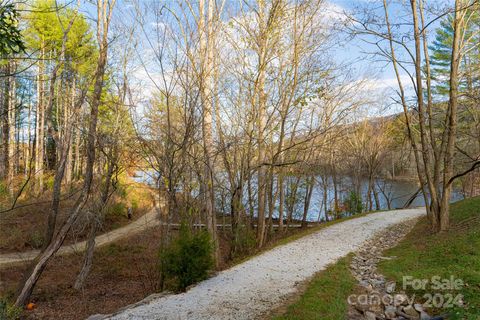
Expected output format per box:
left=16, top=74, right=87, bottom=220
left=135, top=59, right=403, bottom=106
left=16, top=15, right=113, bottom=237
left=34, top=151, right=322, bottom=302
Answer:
left=349, top=0, right=474, bottom=231
left=14, top=0, right=116, bottom=306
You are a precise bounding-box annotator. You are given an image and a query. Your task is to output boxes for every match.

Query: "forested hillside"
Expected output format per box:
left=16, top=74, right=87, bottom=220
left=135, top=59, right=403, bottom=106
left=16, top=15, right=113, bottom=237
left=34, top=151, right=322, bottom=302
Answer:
left=0, top=0, right=479, bottom=319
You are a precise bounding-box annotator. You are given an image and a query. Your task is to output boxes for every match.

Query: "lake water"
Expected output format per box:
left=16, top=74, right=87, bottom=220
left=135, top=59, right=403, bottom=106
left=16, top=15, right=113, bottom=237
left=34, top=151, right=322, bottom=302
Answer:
left=133, top=170, right=463, bottom=221
left=281, top=175, right=462, bottom=221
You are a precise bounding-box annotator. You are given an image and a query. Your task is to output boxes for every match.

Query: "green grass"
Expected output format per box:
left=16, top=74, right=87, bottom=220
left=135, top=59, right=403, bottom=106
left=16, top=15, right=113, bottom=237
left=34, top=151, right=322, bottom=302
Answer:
left=379, top=197, right=480, bottom=320
left=272, top=197, right=480, bottom=320
left=272, top=254, right=356, bottom=320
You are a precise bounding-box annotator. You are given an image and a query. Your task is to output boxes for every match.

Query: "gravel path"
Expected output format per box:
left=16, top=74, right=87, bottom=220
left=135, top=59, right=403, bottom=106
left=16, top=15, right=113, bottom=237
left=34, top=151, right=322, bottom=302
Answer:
left=100, top=208, right=425, bottom=320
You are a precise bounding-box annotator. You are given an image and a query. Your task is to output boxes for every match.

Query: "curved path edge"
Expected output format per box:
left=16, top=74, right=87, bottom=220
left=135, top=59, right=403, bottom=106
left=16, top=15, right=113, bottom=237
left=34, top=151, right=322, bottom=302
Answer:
left=0, top=207, right=161, bottom=267
left=93, top=208, right=425, bottom=320
left=0, top=206, right=316, bottom=267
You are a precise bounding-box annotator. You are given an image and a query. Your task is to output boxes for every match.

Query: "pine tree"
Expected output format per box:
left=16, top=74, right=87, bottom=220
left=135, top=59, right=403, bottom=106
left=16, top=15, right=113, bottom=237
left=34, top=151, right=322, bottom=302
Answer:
left=0, top=3, right=25, bottom=56
left=429, top=10, right=480, bottom=98
left=24, top=0, right=97, bottom=190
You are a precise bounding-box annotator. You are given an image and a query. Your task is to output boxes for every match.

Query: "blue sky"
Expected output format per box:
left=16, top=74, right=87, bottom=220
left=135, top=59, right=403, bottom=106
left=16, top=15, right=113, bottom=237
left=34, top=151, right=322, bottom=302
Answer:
left=327, top=0, right=452, bottom=106
left=322, top=0, right=453, bottom=115
left=75, top=0, right=453, bottom=115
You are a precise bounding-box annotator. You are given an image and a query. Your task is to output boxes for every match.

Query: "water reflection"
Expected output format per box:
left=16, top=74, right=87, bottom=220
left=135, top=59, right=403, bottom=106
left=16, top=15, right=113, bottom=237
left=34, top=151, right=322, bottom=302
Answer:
left=132, top=170, right=463, bottom=221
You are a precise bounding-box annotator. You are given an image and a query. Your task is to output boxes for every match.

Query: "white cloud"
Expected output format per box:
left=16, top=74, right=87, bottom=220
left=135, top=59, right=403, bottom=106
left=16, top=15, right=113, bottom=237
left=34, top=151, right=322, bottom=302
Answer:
left=323, top=1, right=349, bottom=23
left=362, top=75, right=414, bottom=91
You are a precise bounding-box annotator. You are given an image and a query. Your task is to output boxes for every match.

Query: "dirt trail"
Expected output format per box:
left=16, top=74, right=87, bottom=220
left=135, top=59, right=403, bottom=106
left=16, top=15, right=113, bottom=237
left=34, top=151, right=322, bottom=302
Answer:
left=96, top=208, right=425, bottom=320
left=0, top=203, right=308, bottom=267
left=0, top=207, right=160, bottom=267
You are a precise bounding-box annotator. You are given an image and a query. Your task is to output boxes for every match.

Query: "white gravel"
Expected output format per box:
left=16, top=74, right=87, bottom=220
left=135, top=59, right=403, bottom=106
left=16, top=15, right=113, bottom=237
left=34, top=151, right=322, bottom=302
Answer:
left=104, top=208, right=425, bottom=320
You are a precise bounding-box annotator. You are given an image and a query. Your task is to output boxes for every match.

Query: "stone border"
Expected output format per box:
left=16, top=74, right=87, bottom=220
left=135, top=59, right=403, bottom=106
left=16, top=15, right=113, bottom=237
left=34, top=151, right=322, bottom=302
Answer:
left=347, top=219, right=440, bottom=320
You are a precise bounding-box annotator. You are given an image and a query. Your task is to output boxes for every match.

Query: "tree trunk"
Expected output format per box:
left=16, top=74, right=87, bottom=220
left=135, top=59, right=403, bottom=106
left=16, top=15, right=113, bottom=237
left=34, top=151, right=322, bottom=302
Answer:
left=14, top=1, right=115, bottom=305
left=277, top=173, right=285, bottom=231
left=302, top=176, right=314, bottom=227
left=1, top=64, right=10, bottom=182
left=25, top=102, right=32, bottom=178
left=439, top=0, right=464, bottom=232
left=411, top=0, right=442, bottom=226
left=286, top=176, right=300, bottom=228
left=323, top=177, right=328, bottom=221
left=199, top=0, right=219, bottom=265
left=267, top=168, right=276, bottom=234
left=382, top=0, right=434, bottom=228
left=8, top=61, right=17, bottom=193
left=332, top=162, right=338, bottom=215
left=74, top=124, right=81, bottom=179
left=35, top=49, right=45, bottom=194
left=65, top=79, right=75, bottom=185
left=255, top=12, right=268, bottom=248
left=373, top=182, right=380, bottom=211
left=74, top=158, right=115, bottom=289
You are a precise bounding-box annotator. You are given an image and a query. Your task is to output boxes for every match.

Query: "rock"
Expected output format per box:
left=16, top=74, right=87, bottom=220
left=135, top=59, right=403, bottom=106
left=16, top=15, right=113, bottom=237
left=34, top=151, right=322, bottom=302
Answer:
left=381, top=294, right=393, bottom=307
left=403, top=305, right=420, bottom=318
left=359, top=280, right=370, bottom=287
left=385, top=305, right=397, bottom=319
left=393, top=294, right=409, bottom=307
left=355, top=303, right=370, bottom=313
left=347, top=308, right=365, bottom=320
left=419, top=311, right=431, bottom=320
left=348, top=222, right=419, bottom=320
left=413, top=304, right=424, bottom=312
left=379, top=256, right=396, bottom=260
left=371, top=279, right=385, bottom=287
left=365, top=311, right=377, bottom=320
left=457, top=296, right=465, bottom=307
left=386, top=282, right=396, bottom=294
left=369, top=300, right=383, bottom=314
